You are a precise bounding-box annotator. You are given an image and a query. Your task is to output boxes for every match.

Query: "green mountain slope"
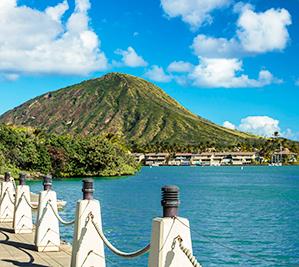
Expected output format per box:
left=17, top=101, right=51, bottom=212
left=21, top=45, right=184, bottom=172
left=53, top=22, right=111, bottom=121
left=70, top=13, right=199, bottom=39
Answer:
left=0, top=72, right=258, bottom=146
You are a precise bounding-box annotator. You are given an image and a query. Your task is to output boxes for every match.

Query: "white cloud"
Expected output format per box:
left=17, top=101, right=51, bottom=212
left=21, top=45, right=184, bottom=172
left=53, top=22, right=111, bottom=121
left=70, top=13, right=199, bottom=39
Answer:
left=192, top=34, right=241, bottom=58
left=160, top=0, right=230, bottom=30
left=191, top=6, right=292, bottom=58
left=237, top=7, right=291, bottom=53
left=223, top=121, right=236, bottom=130
left=239, top=116, right=280, bottom=137
left=223, top=116, right=299, bottom=140
left=189, top=57, right=279, bottom=88
left=115, top=47, right=148, bottom=68
left=167, top=61, right=193, bottom=73
left=0, top=0, right=108, bottom=76
left=45, top=0, right=69, bottom=22
left=144, top=65, right=172, bottom=83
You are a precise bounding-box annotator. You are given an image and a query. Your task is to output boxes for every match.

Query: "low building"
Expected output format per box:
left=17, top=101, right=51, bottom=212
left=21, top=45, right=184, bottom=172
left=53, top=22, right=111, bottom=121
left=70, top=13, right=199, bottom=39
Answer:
left=191, top=152, right=257, bottom=166
left=144, top=153, right=169, bottom=166
left=168, top=153, right=193, bottom=166
left=271, top=148, right=297, bottom=163
left=132, top=153, right=145, bottom=163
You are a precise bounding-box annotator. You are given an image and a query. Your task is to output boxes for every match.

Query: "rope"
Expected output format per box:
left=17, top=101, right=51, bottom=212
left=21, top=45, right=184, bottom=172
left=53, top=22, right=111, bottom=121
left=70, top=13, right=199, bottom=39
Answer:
left=47, top=201, right=75, bottom=225
left=172, top=236, right=202, bottom=267
left=0, top=190, right=7, bottom=206
left=174, top=216, right=280, bottom=265
left=89, top=213, right=150, bottom=258
left=21, top=193, right=38, bottom=210
left=10, top=177, right=17, bottom=191
left=6, top=190, right=15, bottom=205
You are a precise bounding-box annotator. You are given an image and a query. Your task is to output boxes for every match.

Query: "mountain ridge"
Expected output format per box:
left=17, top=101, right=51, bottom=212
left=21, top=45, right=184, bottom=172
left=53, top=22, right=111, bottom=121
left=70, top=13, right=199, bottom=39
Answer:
left=0, top=72, right=259, bottom=146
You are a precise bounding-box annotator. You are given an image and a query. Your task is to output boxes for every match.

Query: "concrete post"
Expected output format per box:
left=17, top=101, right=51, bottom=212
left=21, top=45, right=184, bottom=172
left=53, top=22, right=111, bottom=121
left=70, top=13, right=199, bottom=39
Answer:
left=35, top=175, right=60, bottom=252
left=148, top=185, right=194, bottom=267
left=71, top=179, right=106, bottom=267
left=13, top=173, right=33, bottom=233
left=0, top=172, right=15, bottom=222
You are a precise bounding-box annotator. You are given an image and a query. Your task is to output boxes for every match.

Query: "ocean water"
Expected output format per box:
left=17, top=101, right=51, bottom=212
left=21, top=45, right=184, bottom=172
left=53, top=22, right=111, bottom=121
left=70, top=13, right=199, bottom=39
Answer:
left=29, top=166, right=299, bottom=267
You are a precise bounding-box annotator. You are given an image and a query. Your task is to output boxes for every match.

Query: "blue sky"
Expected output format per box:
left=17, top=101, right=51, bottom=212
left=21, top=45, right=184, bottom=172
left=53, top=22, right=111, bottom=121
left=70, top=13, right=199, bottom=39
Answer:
left=0, top=0, right=298, bottom=140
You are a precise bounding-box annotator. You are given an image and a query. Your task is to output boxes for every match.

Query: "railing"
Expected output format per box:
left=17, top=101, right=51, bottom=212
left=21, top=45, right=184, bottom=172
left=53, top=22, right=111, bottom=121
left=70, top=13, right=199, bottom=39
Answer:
left=0, top=171, right=283, bottom=267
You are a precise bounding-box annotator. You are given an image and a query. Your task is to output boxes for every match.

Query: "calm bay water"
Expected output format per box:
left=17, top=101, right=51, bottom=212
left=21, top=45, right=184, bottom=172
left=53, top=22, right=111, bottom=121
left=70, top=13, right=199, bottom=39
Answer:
left=29, top=166, right=299, bottom=267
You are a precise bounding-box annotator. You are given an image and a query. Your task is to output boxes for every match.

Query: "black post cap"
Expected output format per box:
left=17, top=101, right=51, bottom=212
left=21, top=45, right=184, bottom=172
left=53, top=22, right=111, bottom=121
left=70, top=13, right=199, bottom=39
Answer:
left=82, top=178, right=94, bottom=200
left=161, top=185, right=180, bottom=218
left=4, top=172, right=11, bottom=182
left=43, top=175, right=52, bottom=190
left=19, top=173, right=26, bottom=186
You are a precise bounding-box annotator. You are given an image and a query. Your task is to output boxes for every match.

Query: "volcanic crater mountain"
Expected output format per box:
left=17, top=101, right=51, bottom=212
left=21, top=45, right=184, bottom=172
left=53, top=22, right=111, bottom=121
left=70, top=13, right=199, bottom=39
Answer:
left=0, top=73, right=256, bottom=146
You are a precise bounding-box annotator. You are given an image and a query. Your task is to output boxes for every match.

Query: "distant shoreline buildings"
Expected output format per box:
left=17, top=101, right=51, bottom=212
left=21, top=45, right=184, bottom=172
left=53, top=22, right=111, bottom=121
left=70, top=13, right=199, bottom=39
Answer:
left=133, top=150, right=297, bottom=166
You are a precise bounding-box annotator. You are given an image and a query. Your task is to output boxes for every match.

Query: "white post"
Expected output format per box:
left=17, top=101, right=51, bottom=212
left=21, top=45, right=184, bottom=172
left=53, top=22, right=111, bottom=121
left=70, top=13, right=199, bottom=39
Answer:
left=13, top=173, right=33, bottom=233
left=148, top=217, right=194, bottom=267
left=0, top=172, right=15, bottom=222
left=71, top=179, right=106, bottom=267
left=148, top=185, right=196, bottom=267
left=34, top=175, right=60, bottom=252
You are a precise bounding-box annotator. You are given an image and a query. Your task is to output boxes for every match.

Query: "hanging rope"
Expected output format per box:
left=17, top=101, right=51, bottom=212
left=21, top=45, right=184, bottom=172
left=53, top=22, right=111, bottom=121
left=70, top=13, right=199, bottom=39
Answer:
left=10, top=177, right=17, bottom=191
left=21, top=193, right=38, bottom=210
left=172, top=236, right=202, bottom=267
left=0, top=190, right=7, bottom=206
left=47, top=201, right=75, bottom=225
left=6, top=190, right=15, bottom=205
left=89, top=212, right=150, bottom=258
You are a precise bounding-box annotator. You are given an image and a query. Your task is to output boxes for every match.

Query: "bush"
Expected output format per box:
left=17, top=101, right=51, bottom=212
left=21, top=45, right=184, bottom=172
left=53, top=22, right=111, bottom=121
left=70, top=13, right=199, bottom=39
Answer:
left=0, top=124, right=139, bottom=178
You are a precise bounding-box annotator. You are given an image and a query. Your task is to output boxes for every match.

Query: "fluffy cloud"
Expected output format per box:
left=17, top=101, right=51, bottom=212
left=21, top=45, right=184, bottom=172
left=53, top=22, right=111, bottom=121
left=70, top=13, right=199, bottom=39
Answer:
left=238, top=116, right=280, bottom=136
left=189, top=58, right=279, bottom=88
left=0, top=0, right=108, bottom=76
left=192, top=6, right=292, bottom=58
left=237, top=7, right=291, bottom=53
left=167, top=61, right=193, bottom=73
left=160, top=0, right=230, bottom=30
left=192, top=34, right=241, bottom=58
left=224, top=116, right=299, bottom=140
left=223, top=121, right=236, bottom=130
left=144, top=65, right=172, bottom=82
left=114, top=47, right=148, bottom=68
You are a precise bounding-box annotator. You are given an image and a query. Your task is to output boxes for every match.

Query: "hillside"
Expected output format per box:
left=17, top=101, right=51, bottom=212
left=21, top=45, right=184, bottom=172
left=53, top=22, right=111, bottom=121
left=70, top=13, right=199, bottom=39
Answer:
left=0, top=73, right=259, bottom=147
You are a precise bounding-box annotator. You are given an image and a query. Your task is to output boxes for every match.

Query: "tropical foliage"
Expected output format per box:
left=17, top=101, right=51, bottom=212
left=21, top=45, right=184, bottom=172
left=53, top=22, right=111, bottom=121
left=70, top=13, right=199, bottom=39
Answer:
left=0, top=124, right=139, bottom=178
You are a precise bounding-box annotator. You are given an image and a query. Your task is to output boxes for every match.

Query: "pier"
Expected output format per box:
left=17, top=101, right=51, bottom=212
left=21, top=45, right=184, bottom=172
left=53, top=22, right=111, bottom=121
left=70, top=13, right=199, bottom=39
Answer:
left=0, top=222, right=71, bottom=266
left=0, top=172, right=201, bottom=267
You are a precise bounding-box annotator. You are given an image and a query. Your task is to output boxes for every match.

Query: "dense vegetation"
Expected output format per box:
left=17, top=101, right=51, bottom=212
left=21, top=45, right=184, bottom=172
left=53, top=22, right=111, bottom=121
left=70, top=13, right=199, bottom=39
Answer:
left=0, top=124, right=139, bottom=178
left=0, top=72, right=257, bottom=147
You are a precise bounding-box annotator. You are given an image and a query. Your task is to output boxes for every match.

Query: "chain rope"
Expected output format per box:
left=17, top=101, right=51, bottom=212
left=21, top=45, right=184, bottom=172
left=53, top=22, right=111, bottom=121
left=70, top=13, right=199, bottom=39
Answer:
left=47, top=201, right=75, bottom=225
left=6, top=190, right=15, bottom=205
left=172, top=235, right=202, bottom=267
left=0, top=190, right=8, bottom=206
left=21, top=193, right=38, bottom=209
left=89, top=213, right=150, bottom=258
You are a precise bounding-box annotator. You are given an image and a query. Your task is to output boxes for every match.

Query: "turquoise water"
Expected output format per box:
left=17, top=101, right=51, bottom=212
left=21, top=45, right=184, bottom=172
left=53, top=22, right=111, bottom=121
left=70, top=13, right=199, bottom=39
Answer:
left=29, top=166, right=299, bottom=267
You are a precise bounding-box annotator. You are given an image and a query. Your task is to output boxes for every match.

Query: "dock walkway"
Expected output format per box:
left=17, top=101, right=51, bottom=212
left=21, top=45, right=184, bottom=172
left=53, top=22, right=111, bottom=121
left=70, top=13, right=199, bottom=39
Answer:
left=0, top=222, right=71, bottom=267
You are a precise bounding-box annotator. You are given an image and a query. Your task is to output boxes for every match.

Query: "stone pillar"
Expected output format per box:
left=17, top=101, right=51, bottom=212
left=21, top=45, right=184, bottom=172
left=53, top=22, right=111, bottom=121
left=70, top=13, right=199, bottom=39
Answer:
left=148, top=185, right=194, bottom=267
left=0, top=172, right=15, bottom=222
left=71, top=179, right=106, bottom=267
left=13, top=173, right=33, bottom=233
left=35, top=175, right=60, bottom=252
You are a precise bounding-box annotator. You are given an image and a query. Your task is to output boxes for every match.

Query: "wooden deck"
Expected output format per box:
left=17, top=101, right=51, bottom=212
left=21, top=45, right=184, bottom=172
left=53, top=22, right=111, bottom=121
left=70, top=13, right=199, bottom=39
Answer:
left=0, top=222, right=71, bottom=267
